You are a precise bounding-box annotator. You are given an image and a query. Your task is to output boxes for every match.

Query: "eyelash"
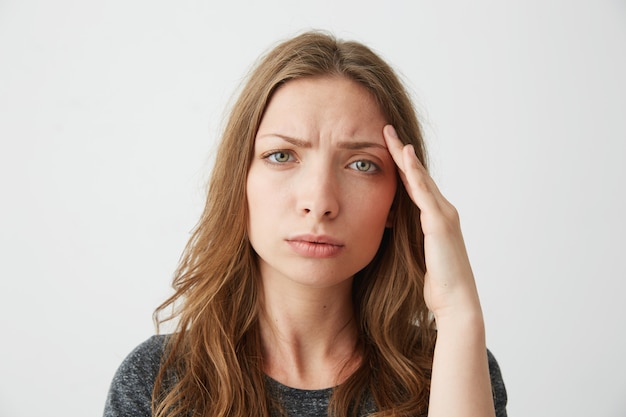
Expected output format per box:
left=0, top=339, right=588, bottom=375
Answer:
left=348, top=159, right=379, bottom=173
left=261, top=150, right=379, bottom=173
left=262, top=150, right=295, bottom=164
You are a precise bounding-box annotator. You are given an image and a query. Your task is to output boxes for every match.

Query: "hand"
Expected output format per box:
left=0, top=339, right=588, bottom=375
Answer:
left=383, top=125, right=482, bottom=322
left=384, top=125, right=494, bottom=417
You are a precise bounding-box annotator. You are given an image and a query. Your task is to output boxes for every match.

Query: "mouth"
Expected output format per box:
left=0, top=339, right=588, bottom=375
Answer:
left=286, top=235, right=345, bottom=258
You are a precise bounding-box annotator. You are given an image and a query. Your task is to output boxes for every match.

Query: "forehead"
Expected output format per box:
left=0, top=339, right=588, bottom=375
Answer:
left=258, top=76, right=387, bottom=139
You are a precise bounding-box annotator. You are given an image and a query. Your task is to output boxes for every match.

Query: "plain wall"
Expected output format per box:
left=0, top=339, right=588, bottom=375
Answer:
left=1, top=1, right=625, bottom=416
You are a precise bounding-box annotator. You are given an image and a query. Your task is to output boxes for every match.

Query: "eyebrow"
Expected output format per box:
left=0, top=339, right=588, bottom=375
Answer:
left=337, top=141, right=387, bottom=151
left=257, top=134, right=312, bottom=148
left=257, top=133, right=387, bottom=151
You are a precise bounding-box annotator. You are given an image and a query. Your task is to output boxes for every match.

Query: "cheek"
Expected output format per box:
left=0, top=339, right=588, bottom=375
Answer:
left=246, top=167, right=286, bottom=239
left=347, top=183, right=396, bottom=238
left=358, top=180, right=396, bottom=224
left=247, top=165, right=271, bottom=208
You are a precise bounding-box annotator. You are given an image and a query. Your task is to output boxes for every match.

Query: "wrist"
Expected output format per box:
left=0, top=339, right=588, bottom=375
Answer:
left=433, top=305, right=485, bottom=336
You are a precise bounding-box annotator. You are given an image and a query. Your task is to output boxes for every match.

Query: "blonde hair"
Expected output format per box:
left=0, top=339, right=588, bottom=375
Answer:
left=153, top=31, right=435, bottom=417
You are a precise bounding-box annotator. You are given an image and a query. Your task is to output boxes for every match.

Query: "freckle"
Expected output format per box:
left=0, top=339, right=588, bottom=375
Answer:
left=323, top=305, right=327, bottom=309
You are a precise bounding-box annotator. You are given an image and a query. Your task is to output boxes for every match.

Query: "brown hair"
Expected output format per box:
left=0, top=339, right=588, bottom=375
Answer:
left=153, top=30, right=435, bottom=417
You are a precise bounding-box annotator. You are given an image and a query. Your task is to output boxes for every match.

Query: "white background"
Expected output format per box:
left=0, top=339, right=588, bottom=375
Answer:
left=1, top=1, right=625, bottom=416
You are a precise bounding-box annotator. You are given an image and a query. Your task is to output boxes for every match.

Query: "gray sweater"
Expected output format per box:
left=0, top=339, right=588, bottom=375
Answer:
left=104, top=335, right=507, bottom=417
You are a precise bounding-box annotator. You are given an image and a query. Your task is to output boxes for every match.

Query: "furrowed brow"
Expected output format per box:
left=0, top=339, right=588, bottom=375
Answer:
left=256, top=134, right=312, bottom=148
left=337, top=141, right=387, bottom=151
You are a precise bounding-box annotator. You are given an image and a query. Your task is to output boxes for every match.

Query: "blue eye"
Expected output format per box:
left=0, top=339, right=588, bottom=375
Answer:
left=267, top=151, right=292, bottom=163
left=349, top=160, right=377, bottom=172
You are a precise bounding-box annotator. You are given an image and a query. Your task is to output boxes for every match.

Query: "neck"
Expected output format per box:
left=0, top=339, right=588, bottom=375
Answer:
left=259, top=277, right=361, bottom=390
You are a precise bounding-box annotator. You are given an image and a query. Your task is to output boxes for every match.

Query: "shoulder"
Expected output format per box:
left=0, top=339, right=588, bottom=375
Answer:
left=487, top=349, right=508, bottom=417
left=103, top=335, right=169, bottom=417
left=111, top=334, right=168, bottom=387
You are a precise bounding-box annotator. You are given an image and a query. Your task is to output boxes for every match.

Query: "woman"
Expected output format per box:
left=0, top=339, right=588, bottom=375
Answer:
left=104, top=31, right=507, bottom=417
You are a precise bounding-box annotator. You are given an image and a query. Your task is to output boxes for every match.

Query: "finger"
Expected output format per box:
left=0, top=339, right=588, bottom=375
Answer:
left=401, top=143, right=443, bottom=213
left=383, top=124, right=408, bottom=173
left=383, top=125, right=442, bottom=212
left=383, top=125, right=415, bottom=200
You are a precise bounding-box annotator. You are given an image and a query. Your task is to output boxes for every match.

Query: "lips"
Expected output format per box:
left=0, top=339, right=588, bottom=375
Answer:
left=286, top=234, right=345, bottom=258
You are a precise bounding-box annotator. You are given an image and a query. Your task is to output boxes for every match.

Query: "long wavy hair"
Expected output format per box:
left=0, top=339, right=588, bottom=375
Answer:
left=153, top=31, right=435, bottom=417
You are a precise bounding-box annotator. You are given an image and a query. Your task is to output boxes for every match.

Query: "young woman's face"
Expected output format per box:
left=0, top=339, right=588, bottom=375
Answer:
left=246, top=76, right=397, bottom=290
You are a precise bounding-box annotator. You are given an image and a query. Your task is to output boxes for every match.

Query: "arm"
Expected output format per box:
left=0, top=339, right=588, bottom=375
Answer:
left=384, top=125, right=496, bottom=417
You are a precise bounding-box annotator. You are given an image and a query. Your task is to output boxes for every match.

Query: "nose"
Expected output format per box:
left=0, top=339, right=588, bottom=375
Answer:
left=297, top=165, right=340, bottom=220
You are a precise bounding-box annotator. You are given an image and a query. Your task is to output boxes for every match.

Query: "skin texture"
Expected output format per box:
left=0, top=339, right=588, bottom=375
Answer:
left=247, top=76, right=397, bottom=290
